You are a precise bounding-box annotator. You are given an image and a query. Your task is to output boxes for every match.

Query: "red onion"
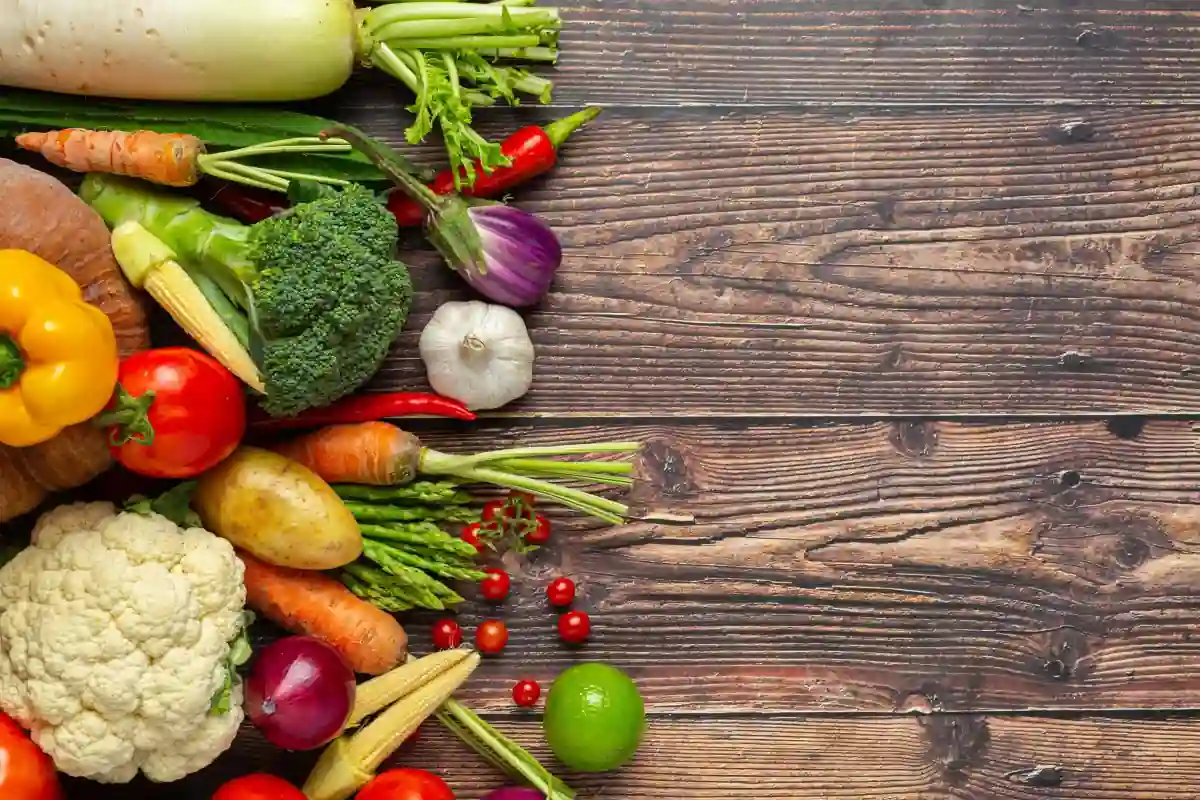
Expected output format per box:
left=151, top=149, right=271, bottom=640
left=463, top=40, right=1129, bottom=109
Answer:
left=482, top=789, right=545, bottom=800
left=330, top=126, right=564, bottom=307
left=244, top=636, right=356, bottom=751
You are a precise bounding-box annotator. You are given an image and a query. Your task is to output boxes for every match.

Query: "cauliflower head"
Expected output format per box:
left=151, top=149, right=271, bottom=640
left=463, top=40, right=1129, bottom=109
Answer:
left=0, top=501, right=248, bottom=783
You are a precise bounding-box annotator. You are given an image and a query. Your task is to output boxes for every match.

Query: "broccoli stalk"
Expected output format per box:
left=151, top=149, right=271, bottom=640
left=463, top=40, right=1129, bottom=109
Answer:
left=81, top=175, right=413, bottom=417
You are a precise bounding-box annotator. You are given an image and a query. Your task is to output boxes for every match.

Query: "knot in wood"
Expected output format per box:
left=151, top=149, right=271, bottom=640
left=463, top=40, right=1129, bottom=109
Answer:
left=1046, top=120, right=1097, bottom=144
left=890, top=420, right=939, bottom=458
left=1106, top=416, right=1145, bottom=440
left=1114, top=534, right=1151, bottom=569
left=1075, top=27, right=1111, bottom=49
left=634, top=438, right=697, bottom=501
left=1006, top=765, right=1066, bottom=787
left=1040, top=627, right=1089, bottom=683
left=920, top=714, right=990, bottom=785
left=1057, top=350, right=1094, bottom=371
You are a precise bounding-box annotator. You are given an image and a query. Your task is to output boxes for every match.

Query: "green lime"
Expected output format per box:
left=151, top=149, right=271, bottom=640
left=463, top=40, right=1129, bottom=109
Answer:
left=542, top=662, right=646, bottom=772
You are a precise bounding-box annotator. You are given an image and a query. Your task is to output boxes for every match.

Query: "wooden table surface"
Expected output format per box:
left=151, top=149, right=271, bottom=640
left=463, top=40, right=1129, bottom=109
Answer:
left=74, top=0, right=1200, bottom=797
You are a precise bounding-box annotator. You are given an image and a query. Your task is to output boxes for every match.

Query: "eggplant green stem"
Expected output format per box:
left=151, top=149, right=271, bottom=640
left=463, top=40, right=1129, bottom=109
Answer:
left=0, top=335, right=23, bottom=390
left=324, top=125, right=441, bottom=209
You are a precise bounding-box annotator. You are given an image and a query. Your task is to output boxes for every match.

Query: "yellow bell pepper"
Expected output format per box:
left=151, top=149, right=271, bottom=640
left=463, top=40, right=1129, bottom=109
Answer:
left=0, top=250, right=119, bottom=448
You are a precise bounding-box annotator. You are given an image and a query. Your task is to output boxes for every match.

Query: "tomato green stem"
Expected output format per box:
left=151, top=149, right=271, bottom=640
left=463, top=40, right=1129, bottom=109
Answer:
left=92, top=385, right=157, bottom=446
left=0, top=335, right=24, bottom=390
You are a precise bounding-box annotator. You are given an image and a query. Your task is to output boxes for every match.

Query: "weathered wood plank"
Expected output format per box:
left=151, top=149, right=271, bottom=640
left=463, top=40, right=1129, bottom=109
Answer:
left=324, top=418, right=1200, bottom=714
left=72, top=714, right=1200, bottom=799
left=331, top=0, right=1200, bottom=108
left=329, top=105, right=1200, bottom=417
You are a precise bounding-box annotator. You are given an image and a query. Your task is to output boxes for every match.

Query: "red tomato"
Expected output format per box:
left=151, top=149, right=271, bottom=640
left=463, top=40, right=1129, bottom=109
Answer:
left=480, top=499, right=507, bottom=522
left=480, top=568, right=511, bottom=602
left=355, top=769, right=455, bottom=800
left=102, top=348, right=245, bottom=478
left=431, top=619, right=464, bottom=650
left=558, top=611, right=591, bottom=644
left=212, top=774, right=305, bottom=800
left=475, top=620, right=508, bottom=654
left=512, top=679, right=541, bottom=707
left=0, top=712, right=61, bottom=800
left=525, top=514, right=551, bottom=545
left=460, top=523, right=485, bottom=553
left=546, top=577, right=576, bottom=607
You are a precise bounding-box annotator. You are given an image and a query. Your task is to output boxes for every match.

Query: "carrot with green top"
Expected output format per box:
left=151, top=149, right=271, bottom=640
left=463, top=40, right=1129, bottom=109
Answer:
left=16, top=128, right=354, bottom=192
left=272, top=421, right=640, bottom=525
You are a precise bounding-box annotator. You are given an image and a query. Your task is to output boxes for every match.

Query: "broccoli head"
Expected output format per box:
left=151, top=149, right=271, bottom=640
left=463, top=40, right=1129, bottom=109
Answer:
left=248, top=184, right=412, bottom=415
left=81, top=176, right=413, bottom=417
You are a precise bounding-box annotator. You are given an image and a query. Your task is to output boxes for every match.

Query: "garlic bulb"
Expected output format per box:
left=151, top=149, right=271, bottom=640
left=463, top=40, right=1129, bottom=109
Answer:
left=419, top=301, right=536, bottom=411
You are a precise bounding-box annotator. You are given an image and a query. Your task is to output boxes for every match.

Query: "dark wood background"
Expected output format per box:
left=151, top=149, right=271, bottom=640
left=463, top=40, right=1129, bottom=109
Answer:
left=71, top=0, right=1200, bottom=797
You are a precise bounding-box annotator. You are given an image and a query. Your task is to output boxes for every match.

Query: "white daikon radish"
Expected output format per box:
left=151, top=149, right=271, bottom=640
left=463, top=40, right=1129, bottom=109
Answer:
left=0, top=0, right=561, bottom=103
left=0, top=0, right=563, bottom=181
left=0, top=0, right=357, bottom=101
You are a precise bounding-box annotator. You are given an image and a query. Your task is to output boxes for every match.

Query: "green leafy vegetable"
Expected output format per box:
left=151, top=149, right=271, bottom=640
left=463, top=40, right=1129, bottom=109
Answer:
left=210, top=611, right=255, bottom=715
left=125, top=482, right=202, bottom=528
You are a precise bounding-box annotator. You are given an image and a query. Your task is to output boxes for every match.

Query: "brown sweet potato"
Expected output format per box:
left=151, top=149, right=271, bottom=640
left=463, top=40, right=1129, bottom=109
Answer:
left=0, top=159, right=151, bottom=523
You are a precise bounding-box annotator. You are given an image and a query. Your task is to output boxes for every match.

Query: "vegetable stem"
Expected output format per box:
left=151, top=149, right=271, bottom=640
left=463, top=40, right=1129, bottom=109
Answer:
left=377, top=34, right=545, bottom=49
left=437, top=698, right=576, bottom=800
left=457, top=441, right=641, bottom=468
left=544, top=106, right=603, bottom=149
left=0, top=335, right=24, bottom=390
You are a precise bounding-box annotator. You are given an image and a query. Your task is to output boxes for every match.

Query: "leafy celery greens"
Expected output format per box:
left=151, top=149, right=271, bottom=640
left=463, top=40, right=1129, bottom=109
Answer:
left=357, top=0, right=559, bottom=187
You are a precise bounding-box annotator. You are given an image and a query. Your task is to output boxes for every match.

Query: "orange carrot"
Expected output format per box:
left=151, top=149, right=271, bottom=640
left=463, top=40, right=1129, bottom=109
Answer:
left=239, top=550, right=408, bottom=676
left=271, top=421, right=422, bottom=486
left=272, top=421, right=641, bottom=524
left=16, top=129, right=205, bottom=187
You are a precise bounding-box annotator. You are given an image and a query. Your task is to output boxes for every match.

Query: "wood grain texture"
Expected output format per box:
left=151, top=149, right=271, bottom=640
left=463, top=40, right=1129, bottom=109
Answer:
left=71, top=714, right=1200, bottom=799
left=324, top=104, right=1200, bottom=417
left=321, top=418, right=1200, bottom=714
left=331, top=0, right=1200, bottom=108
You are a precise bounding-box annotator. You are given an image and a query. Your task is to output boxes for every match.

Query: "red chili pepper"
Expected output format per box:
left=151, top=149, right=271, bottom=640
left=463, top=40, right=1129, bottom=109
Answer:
left=203, top=181, right=288, bottom=223
left=387, top=106, right=602, bottom=227
left=250, top=391, right=475, bottom=430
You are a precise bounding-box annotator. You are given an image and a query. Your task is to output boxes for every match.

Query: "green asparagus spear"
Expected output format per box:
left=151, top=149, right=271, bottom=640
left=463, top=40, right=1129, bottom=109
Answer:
left=345, top=502, right=480, bottom=525
left=342, top=562, right=447, bottom=611
left=359, top=523, right=480, bottom=560
left=362, top=542, right=469, bottom=603
left=364, top=540, right=486, bottom=582
left=334, top=482, right=473, bottom=505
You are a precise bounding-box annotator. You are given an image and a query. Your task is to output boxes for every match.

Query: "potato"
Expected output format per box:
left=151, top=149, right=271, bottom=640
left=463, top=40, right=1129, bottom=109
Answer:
left=194, top=446, right=361, bottom=570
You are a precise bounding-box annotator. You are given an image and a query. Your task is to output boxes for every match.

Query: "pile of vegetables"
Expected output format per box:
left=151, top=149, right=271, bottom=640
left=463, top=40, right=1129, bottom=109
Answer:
left=90, top=176, right=414, bottom=416
left=0, top=2, right=666, bottom=797
left=0, top=0, right=568, bottom=181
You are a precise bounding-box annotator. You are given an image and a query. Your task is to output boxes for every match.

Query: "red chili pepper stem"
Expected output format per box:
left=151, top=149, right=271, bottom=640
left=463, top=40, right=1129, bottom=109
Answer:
left=542, top=106, right=603, bottom=150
